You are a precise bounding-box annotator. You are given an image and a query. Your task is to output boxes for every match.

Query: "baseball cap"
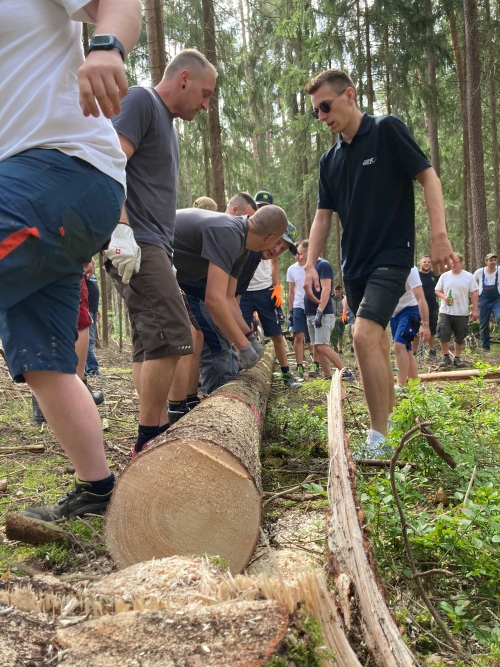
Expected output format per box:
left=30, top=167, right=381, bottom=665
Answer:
left=282, top=221, right=298, bottom=256
left=194, top=196, right=217, bottom=211
left=254, top=191, right=273, bottom=206
left=486, top=253, right=498, bottom=260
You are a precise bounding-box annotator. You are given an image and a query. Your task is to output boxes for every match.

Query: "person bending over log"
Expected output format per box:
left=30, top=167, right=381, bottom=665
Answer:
left=130, top=204, right=287, bottom=450
left=303, top=68, right=454, bottom=453
left=0, top=0, right=142, bottom=522
left=106, top=50, right=217, bottom=458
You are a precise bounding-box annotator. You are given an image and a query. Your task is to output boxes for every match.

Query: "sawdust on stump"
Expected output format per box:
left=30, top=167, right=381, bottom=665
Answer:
left=0, top=605, right=57, bottom=667
left=56, top=599, right=288, bottom=667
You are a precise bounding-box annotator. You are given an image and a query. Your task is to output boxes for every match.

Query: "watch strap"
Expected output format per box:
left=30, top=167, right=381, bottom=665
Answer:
left=88, top=35, right=125, bottom=62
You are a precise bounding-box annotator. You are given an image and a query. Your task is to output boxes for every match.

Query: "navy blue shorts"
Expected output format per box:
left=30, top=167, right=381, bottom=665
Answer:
left=0, top=149, right=124, bottom=381
left=239, top=287, right=282, bottom=337
left=390, top=306, right=421, bottom=351
left=292, top=307, right=308, bottom=334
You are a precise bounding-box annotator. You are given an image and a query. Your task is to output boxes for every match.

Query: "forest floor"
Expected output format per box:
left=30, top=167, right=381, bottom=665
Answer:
left=1, top=333, right=500, bottom=666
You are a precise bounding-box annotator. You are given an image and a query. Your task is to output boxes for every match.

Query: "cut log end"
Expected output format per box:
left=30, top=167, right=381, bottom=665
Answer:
left=105, top=438, right=262, bottom=573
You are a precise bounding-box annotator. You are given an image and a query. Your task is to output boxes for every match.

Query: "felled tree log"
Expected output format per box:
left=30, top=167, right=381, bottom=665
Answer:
left=105, top=346, right=275, bottom=574
left=416, top=369, right=500, bottom=382
left=56, top=600, right=289, bottom=667
left=326, top=372, right=417, bottom=667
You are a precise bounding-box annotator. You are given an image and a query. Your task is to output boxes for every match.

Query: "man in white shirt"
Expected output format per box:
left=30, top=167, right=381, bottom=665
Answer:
left=435, top=253, right=478, bottom=368
left=287, top=248, right=309, bottom=376
left=0, top=0, right=141, bottom=522
left=473, top=253, right=500, bottom=351
left=390, top=267, right=430, bottom=388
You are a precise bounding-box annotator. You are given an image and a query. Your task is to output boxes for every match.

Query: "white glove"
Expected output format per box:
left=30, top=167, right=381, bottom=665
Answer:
left=104, top=224, right=141, bottom=284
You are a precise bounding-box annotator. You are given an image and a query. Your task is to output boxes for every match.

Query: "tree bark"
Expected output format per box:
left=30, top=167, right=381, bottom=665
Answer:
left=202, top=0, right=226, bottom=211
left=355, top=0, right=364, bottom=109
left=239, top=0, right=260, bottom=184
left=143, top=0, right=166, bottom=87
left=364, top=0, right=374, bottom=114
left=99, top=253, right=108, bottom=348
left=105, top=347, right=275, bottom=574
left=485, top=0, right=500, bottom=252
left=463, top=0, right=490, bottom=263
left=325, top=373, right=417, bottom=666
left=425, top=2, right=440, bottom=177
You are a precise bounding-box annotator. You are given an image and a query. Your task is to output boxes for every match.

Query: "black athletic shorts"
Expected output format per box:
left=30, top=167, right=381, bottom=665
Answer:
left=429, top=309, right=438, bottom=336
left=344, top=266, right=410, bottom=330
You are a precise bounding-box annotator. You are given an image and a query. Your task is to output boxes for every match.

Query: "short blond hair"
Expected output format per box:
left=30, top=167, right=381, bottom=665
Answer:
left=305, top=69, right=356, bottom=98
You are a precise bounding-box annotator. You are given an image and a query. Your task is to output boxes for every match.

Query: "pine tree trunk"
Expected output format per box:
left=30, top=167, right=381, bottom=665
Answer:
left=355, top=0, right=364, bottom=109
left=485, top=0, right=500, bottom=251
left=239, top=0, right=260, bottom=184
left=384, top=25, right=391, bottom=115
left=426, top=4, right=440, bottom=177
left=144, top=0, right=166, bottom=87
left=185, top=150, right=193, bottom=207
left=364, top=0, right=374, bottom=114
left=202, top=123, right=212, bottom=198
left=463, top=0, right=490, bottom=262
left=202, top=0, right=226, bottom=211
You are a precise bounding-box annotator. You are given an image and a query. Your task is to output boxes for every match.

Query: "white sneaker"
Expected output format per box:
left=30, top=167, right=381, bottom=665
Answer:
left=364, top=430, right=386, bottom=457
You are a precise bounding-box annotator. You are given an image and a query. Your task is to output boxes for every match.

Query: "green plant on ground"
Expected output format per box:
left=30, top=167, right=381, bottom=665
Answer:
left=265, top=404, right=327, bottom=457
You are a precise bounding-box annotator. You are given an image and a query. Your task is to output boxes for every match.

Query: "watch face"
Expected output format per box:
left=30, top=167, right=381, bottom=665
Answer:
left=92, top=35, right=113, bottom=47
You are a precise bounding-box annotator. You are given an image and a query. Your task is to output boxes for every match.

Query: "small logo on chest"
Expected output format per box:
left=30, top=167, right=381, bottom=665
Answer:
left=362, top=157, right=377, bottom=166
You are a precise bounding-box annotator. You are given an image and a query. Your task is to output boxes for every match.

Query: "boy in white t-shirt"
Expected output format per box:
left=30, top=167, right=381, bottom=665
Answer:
left=0, top=0, right=141, bottom=522
left=473, top=253, right=500, bottom=350
left=435, top=253, right=478, bottom=368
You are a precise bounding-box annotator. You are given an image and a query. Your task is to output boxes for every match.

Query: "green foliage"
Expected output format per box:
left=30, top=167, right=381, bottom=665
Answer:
left=265, top=404, right=327, bottom=457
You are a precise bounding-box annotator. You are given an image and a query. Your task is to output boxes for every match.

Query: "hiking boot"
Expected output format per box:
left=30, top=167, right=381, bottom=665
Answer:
left=428, top=348, right=437, bottom=359
left=296, top=365, right=304, bottom=378
left=83, top=376, right=104, bottom=406
left=31, top=395, right=46, bottom=424
left=453, top=357, right=466, bottom=368
left=309, top=362, right=319, bottom=377
left=342, top=369, right=355, bottom=382
left=282, top=372, right=303, bottom=388
left=439, top=355, right=452, bottom=369
left=20, top=478, right=113, bottom=522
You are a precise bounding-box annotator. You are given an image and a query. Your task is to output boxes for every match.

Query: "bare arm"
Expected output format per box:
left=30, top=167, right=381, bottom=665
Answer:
left=78, top=0, right=142, bottom=119
left=435, top=288, right=449, bottom=306
left=227, top=278, right=253, bottom=335
left=470, top=289, right=479, bottom=320
left=288, top=282, right=296, bottom=311
left=413, top=285, right=430, bottom=342
left=304, top=209, right=333, bottom=298
left=205, top=264, right=249, bottom=349
left=116, top=134, right=135, bottom=224
left=318, top=278, right=332, bottom=311
left=270, top=257, right=280, bottom=286
left=416, top=167, right=454, bottom=275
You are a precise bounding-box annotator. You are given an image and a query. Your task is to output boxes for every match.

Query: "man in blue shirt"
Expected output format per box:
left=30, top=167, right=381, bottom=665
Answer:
left=303, top=68, right=454, bottom=451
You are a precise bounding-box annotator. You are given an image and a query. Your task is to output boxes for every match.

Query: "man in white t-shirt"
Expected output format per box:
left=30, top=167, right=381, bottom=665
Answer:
left=0, top=0, right=141, bottom=522
left=390, top=267, right=430, bottom=389
left=287, top=248, right=309, bottom=376
left=473, top=253, right=500, bottom=351
left=435, top=252, right=478, bottom=368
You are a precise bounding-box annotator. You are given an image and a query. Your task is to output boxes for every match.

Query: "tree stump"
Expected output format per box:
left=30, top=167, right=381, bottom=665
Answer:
left=104, top=347, right=275, bottom=574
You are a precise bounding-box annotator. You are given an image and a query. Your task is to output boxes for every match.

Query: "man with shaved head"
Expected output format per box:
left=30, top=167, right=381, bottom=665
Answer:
left=108, top=48, right=217, bottom=457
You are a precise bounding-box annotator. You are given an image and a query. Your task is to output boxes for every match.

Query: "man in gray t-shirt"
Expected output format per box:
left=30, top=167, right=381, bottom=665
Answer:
left=106, top=49, right=218, bottom=457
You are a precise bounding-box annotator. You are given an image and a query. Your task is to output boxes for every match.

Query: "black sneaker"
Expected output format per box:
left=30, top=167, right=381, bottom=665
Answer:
left=31, top=395, right=46, bottom=424
left=428, top=348, right=437, bottom=359
left=342, top=369, right=355, bottom=381
left=20, top=479, right=113, bottom=522
left=168, top=406, right=189, bottom=424
left=439, top=355, right=452, bottom=369
left=282, top=372, right=303, bottom=388
left=454, top=357, right=466, bottom=368
left=83, top=376, right=104, bottom=406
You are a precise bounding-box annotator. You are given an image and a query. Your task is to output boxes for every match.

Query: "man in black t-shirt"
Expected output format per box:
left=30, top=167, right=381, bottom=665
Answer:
left=303, top=68, right=454, bottom=453
left=412, top=255, right=439, bottom=359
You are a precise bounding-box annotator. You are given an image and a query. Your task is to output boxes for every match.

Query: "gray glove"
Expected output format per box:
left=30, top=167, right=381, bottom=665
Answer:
left=248, top=334, right=264, bottom=359
left=239, top=342, right=260, bottom=370
left=314, top=308, right=324, bottom=328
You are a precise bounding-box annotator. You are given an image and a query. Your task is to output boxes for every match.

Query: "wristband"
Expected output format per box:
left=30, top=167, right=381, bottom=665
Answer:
left=245, top=331, right=254, bottom=339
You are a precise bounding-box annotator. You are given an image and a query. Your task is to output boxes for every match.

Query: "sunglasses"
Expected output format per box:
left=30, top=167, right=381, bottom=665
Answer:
left=311, top=90, right=347, bottom=119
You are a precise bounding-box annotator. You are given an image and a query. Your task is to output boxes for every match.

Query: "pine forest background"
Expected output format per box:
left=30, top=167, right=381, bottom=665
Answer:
left=86, top=0, right=500, bottom=342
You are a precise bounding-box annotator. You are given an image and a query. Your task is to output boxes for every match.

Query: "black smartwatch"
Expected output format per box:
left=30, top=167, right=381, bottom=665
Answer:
left=88, top=34, right=125, bottom=61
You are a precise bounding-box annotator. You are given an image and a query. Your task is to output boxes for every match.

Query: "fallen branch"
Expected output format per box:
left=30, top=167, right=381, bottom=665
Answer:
left=416, top=418, right=456, bottom=469
left=0, top=444, right=44, bottom=455
left=5, top=514, right=78, bottom=547
left=415, top=369, right=500, bottom=382
left=354, top=459, right=412, bottom=468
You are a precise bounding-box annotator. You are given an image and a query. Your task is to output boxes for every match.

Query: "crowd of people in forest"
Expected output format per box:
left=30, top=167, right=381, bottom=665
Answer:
left=0, top=0, right=496, bottom=522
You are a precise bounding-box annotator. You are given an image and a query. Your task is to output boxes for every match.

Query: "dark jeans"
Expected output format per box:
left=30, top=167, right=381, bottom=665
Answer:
left=85, top=312, right=99, bottom=374
left=478, top=298, right=500, bottom=348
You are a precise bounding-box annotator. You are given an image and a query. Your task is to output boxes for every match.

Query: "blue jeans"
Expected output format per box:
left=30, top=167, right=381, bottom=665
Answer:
left=478, top=297, right=500, bottom=348
left=0, top=149, right=123, bottom=381
left=85, top=312, right=99, bottom=374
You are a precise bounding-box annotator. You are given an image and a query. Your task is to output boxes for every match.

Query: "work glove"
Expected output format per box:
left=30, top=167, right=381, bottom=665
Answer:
left=271, top=284, right=283, bottom=307
left=248, top=334, right=264, bottom=359
left=341, top=312, right=347, bottom=324
left=104, top=224, right=141, bottom=285
left=239, top=342, right=260, bottom=370
left=314, top=308, right=324, bottom=328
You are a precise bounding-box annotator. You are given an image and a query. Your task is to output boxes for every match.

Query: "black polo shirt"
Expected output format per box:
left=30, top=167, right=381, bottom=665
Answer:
left=419, top=269, right=439, bottom=312
left=318, top=114, right=431, bottom=281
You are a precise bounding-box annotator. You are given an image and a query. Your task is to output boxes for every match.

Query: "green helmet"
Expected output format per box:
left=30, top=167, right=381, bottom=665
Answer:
left=254, top=190, right=273, bottom=205
left=282, top=221, right=298, bottom=256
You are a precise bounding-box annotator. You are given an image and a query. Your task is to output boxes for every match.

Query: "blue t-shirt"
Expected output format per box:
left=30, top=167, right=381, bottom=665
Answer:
left=304, top=259, right=334, bottom=315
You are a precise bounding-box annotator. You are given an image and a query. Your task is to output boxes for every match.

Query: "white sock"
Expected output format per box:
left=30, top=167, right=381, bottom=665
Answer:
left=367, top=429, right=385, bottom=444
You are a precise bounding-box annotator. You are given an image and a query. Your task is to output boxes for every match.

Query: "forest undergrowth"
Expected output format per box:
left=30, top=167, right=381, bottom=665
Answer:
left=1, top=340, right=500, bottom=665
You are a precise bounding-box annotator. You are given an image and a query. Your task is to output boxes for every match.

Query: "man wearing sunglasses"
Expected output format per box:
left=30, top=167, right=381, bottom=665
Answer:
left=303, top=69, right=454, bottom=453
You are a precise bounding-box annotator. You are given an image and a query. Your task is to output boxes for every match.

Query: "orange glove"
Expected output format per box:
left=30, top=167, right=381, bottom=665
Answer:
left=271, top=284, right=282, bottom=307
left=341, top=312, right=347, bottom=324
